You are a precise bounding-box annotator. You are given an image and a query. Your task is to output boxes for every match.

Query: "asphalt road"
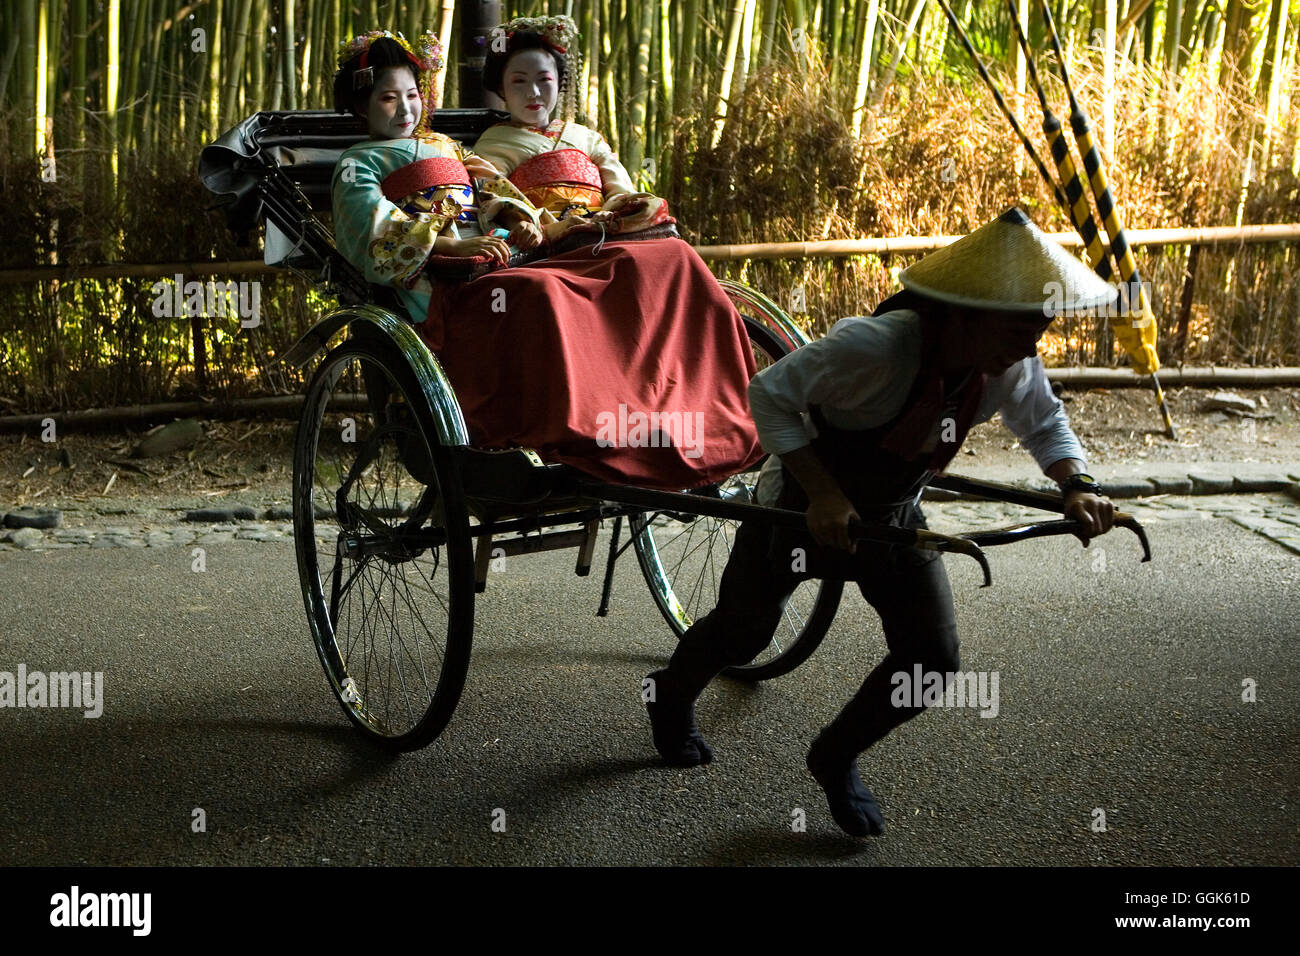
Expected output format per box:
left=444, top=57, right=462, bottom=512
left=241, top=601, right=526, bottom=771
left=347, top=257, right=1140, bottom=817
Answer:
left=1, top=511, right=1296, bottom=866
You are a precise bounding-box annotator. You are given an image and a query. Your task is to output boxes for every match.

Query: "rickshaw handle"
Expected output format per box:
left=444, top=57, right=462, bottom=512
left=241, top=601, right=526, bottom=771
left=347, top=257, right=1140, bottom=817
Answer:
left=577, top=479, right=993, bottom=587
left=931, top=473, right=1152, bottom=561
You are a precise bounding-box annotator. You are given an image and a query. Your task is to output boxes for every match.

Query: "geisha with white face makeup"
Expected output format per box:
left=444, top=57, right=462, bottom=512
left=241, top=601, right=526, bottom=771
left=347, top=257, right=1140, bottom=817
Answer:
left=330, top=30, right=543, bottom=325
left=473, top=17, right=673, bottom=239
left=327, top=27, right=766, bottom=498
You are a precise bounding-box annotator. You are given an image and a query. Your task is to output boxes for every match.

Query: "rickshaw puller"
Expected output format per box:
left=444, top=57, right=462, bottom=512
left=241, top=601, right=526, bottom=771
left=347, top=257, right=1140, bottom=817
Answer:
left=644, top=208, right=1118, bottom=837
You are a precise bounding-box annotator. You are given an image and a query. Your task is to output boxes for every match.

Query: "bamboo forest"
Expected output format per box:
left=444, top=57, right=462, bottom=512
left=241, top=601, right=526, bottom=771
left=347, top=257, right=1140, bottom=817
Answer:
left=2, top=0, right=1299, bottom=408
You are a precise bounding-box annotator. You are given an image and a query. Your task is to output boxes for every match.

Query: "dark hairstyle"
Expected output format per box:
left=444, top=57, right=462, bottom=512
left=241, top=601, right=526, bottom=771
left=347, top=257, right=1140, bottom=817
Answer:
left=482, top=32, right=568, bottom=97
left=333, top=37, right=420, bottom=117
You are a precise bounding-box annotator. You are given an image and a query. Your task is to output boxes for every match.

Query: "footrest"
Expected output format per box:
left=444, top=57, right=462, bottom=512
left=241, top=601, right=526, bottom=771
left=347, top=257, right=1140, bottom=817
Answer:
left=452, top=446, right=567, bottom=503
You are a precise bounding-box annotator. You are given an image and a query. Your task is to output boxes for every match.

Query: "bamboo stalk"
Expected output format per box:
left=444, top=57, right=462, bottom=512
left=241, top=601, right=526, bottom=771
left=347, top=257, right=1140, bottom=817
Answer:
left=625, top=0, right=655, bottom=171
left=0, top=30, right=19, bottom=105
left=282, top=0, right=298, bottom=110
left=106, top=0, right=120, bottom=186
left=35, top=0, right=49, bottom=159
left=328, top=0, right=340, bottom=104
left=436, top=0, right=456, bottom=109
left=303, top=0, right=321, bottom=108
left=688, top=223, right=1300, bottom=260
left=1165, top=0, right=1184, bottom=74
left=250, top=0, right=267, bottom=117
left=734, top=0, right=757, bottom=100
left=144, top=0, right=165, bottom=163
left=68, top=0, right=87, bottom=153
left=1261, top=0, right=1289, bottom=166
left=676, top=0, right=697, bottom=117
left=829, top=0, right=844, bottom=88
left=601, top=0, right=617, bottom=152
left=849, top=0, right=879, bottom=137
left=785, top=0, right=808, bottom=67
left=711, top=0, right=748, bottom=147
left=14, top=0, right=34, bottom=156
left=4, top=224, right=1297, bottom=286
left=657, top=0, right=673, bottom=181
left=206, top=0, right=223, bottom=137
left=585, top=0, right=600, bottom=124
left=758, top=0, right=779, bottom=65
left=222, top=0, right=253, bottom=127
left=871, top=0, right=927, bottom=108
left=1103, top=0, right=1115, bottom=161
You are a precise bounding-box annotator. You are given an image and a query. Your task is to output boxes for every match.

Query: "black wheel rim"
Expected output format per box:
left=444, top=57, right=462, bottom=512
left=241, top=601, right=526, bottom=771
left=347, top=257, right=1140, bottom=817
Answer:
left=294, top=343, right=471, bottom=745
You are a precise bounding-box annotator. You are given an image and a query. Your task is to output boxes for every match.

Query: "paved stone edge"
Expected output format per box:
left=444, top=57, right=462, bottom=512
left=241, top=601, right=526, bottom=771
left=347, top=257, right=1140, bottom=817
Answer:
left=922, top=471, right=1300, bottom=502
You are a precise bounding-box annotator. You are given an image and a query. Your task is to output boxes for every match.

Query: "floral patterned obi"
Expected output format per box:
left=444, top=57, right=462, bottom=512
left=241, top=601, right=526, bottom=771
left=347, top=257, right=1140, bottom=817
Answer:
left=508, top=149, right=605, bottom=218
left=380, top=157, right=477, bottom=223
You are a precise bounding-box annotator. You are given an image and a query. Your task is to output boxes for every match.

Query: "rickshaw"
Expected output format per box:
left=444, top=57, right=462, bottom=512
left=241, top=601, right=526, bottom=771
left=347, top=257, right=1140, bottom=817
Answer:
left=200, top=109, right=1150, bottom=752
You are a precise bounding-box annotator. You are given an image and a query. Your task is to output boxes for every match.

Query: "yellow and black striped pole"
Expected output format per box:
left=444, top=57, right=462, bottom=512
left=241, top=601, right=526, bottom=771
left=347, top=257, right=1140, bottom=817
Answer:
left=1039, top=0, right=1176, bottom=439
left=1006, top=2, right=1112, bottom=279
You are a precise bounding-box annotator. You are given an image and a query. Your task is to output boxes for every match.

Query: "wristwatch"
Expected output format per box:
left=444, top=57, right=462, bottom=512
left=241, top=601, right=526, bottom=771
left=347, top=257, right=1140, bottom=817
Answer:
left=1059, top=473, right=1103, bottom=496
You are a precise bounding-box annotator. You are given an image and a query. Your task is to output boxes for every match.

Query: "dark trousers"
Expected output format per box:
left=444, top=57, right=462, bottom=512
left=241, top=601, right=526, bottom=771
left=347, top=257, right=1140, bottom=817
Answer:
left=665, top=509, right=961, bottom=758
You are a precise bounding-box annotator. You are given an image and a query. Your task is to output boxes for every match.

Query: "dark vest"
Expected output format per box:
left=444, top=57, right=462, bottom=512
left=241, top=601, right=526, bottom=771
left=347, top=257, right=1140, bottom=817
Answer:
left=769, top=292, right=985, bottom=576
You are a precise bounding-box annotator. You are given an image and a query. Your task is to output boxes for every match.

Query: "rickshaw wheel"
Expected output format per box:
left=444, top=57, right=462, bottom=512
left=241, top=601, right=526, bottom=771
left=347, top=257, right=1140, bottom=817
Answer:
left=629, top=316, right=844, bottom=681
left=293, top=333, right=474, bottom=751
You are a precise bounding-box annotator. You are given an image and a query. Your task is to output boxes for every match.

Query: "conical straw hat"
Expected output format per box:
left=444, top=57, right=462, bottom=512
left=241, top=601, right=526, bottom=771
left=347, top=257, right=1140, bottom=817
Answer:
left=899, top=207, right=1118, bottom=316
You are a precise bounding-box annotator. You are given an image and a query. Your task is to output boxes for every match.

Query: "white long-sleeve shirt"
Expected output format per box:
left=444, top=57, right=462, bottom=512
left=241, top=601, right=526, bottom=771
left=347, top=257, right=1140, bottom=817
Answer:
left=749, top=310, right=1086, bottom=501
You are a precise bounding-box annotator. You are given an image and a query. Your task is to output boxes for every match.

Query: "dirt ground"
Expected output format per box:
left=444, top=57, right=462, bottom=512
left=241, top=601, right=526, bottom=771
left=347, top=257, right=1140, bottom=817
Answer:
left=2, top=386, right=1298, bottom=512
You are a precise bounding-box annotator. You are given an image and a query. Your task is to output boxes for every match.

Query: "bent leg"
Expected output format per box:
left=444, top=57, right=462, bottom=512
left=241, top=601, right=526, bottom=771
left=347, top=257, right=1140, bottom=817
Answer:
left=807, top=542, right=960, bottom=836
left=662, top=518, right=803, bottom=695
left=827, top=547, right=961, bottom=754
left=646, top=518, right=802, bottom=765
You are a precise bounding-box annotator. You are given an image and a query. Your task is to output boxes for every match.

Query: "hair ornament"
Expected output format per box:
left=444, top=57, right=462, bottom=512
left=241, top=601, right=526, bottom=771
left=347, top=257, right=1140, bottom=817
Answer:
left=337, top=29, right=445, bottom=75
left=337, top=29, right=446, bottom=134
left=503, top=14, right=580, bottom=55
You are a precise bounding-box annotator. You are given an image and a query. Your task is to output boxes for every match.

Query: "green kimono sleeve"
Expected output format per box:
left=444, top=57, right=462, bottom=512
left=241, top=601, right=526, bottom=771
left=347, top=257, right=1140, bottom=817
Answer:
left=331, top=143, right=439, bottom=321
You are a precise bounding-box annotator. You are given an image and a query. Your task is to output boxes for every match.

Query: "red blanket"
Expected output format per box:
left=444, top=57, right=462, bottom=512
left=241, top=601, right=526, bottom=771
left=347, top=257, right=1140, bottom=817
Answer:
left=420, top=237, right=764, bottom=490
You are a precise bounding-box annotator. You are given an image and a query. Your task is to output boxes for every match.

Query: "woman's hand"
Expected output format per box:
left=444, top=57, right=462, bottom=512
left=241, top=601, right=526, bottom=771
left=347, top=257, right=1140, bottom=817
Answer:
left=507, top=220, right=543, bottom=250
left=437, top=235, right=511, bottom=264
left=542, top=217, right=599, bottom=244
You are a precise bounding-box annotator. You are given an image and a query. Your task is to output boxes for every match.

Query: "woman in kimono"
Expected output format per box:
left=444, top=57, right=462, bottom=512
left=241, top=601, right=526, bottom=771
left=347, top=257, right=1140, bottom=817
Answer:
left=473, top=16, right=673, bottom=241
left=331, top=30, right=762, bottom=492
left=331, top=31, right=543, bottom=325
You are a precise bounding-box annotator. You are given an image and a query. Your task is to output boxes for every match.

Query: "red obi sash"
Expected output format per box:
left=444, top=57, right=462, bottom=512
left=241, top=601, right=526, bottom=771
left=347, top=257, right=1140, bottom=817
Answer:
left=509, top=149, right=603, bottom=192
left=381, top=157, right=472, bottom=202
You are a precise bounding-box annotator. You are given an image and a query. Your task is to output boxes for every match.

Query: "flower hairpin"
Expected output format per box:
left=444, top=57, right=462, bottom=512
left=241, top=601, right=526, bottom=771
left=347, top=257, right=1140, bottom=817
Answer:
left=503, top=14, right=580, bottom=54
left=337, top=29, right=445, bottom=74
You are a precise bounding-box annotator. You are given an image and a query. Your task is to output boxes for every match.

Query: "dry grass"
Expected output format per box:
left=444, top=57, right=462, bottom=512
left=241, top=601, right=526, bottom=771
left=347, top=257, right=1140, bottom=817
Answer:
left=670, top=55, right=1300, bottom=368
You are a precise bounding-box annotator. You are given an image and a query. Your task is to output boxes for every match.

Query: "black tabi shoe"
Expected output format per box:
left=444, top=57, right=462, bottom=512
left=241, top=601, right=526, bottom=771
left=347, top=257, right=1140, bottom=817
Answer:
left=806, top=733, right=886, bottom=837
left=644, top=669, right=714, bottom=767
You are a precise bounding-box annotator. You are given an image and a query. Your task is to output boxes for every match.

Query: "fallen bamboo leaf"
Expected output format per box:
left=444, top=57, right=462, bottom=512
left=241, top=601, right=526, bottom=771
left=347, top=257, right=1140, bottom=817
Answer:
left=104, top=457, right=152, bottom=475
left=102, top=471, right=117, bottom=495
left=21, top=465, right=35, bottom=479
